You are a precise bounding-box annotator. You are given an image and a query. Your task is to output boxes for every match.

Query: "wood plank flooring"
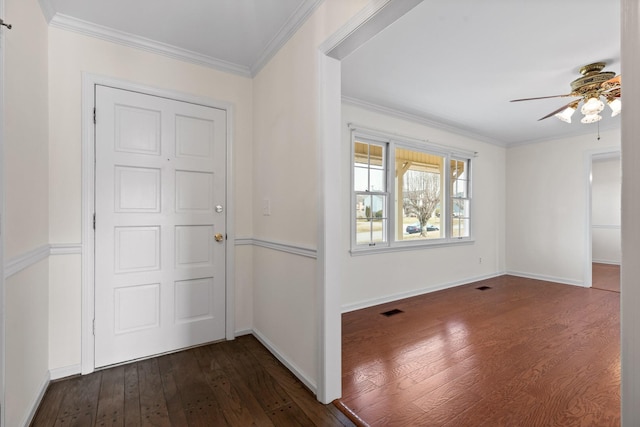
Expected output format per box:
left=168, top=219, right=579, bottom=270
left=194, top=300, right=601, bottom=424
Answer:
left=338, top=275, right=620, bottom=426
left=592, top=262, right=620, bottom=293
left=31, top=335, right=355, bottom=427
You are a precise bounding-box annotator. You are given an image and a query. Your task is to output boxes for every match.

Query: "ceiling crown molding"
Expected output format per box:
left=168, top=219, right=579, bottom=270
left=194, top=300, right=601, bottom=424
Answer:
left=48, top=13, right=252, bottom=76
left=250, top=0, right=323, bottom=76
left=39, top=0, right=323, bottom=77
left=342, top=96, right=507, bottom=147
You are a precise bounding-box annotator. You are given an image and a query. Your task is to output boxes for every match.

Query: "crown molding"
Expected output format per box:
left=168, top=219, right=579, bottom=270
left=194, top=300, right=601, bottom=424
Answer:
left=48, top=13, right=253, bottom=77
left=342, top=96, right=507, bottom=147
left=41, top=1, right=323, bottom=78
left=251, top=0, right=323, bottom=76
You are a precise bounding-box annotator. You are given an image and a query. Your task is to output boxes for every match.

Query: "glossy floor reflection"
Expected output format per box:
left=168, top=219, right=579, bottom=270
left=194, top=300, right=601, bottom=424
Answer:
left=339, top=275, right=620, bottom=426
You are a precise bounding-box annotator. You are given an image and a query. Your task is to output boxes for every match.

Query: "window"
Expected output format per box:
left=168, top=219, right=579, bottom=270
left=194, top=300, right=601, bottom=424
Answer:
left=352, top=129, right=473, bottom=252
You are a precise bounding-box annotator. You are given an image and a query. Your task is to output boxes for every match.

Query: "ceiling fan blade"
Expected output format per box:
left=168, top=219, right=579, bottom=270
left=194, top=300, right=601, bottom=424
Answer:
left=510, top=93, right=574, bottom=102
left=538, top=100, right=580, bottom=121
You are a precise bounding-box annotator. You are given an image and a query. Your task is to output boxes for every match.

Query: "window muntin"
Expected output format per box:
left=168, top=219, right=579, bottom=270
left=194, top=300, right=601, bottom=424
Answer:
left=354, top=141, right=388, bottom=246
left=352, top=133, right=472, bottom=251
left=450, top=158, right=471, bottom=238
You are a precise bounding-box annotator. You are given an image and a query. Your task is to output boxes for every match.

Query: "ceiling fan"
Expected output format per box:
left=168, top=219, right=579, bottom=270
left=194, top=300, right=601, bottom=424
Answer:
left=511, top=62, right=621, bottom=124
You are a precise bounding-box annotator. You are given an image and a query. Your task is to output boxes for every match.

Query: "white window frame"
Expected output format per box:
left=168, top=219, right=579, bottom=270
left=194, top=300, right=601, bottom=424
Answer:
left=350, top=126, right=475, bottom=254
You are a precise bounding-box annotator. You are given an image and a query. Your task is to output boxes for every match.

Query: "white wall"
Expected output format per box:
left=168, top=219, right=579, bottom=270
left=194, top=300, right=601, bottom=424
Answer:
left=340, top=103, right=506, bottom=310
left=4, top=0, right=50, bottom=424
left=621, top=0, right=640, bottom=422
left=506, top=129, right=620, bottom=285
left=47, top=27, right=255, bottom=371
left=591, top=156, right=621, bottom=264
left=251, top=0, right=368, bottom=393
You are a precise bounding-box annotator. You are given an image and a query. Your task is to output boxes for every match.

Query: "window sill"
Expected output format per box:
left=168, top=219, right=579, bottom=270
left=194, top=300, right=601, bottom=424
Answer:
left=350, top=238, right=475, bottom=256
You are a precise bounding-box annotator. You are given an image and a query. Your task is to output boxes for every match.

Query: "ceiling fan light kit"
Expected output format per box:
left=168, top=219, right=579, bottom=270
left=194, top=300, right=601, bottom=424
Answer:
left=511, top=62, right=621, bottom=124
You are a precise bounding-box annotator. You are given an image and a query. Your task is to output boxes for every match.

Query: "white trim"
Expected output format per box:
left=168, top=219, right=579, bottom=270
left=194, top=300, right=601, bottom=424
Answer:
left=505, top=270, right=587, bottom=288
left=233, top=329, right=253, bottom=338
left=584, top=147, right=621, bottom=289
left=250, top=0, right=324, bottom=76
left=236, top=237, right=317, bottom=259
left=592, top=224, right=622, bottom=229
left=251, top=329, right=316, bottom=395
left=4, top=245, right=49, bottom=279
left=320, top=0, right=423, bottom=60
left=50, top=243, right=82, bottom=255
left=315, top=0, right=426, bottom=405
left=593, top=259, right=621, bottom=266
left=49, top=364, right=81, bottom=381
left=50, top=14, right=251, bottom=77
left=344, top=96, right=504, bottom=147
left=81, top=73, right=236, bottom=374
left=20, top=370, right=50, bottom=427
left=3, top=243, right=82, bottom=279
left=341, top=272, right=504, bottom=313
left=350, top=239, right=475, bottom=256
left=348, top=121, right=479, bottom=158
left=43, top=1, right=322, bottom=78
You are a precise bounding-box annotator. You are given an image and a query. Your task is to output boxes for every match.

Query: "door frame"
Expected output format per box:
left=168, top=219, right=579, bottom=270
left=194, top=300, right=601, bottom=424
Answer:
left=583, top=148, right=621, bottom=288
left=80, top=74, right=235, bottom=374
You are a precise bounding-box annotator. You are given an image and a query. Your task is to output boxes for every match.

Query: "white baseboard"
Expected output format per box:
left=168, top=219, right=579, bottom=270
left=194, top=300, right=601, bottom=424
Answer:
left=250, top=328, right=317, bottom=395
left=234, top=329, right=253, bottom=337
left=341, top=272, right=505, bottom=313
left=505, top=270, right=586, bottom=287
left=592, top=259, right=621, bottom=266
left=22, top=370, right=50, bottom=427
left=50, top=364, right=81, bottom=381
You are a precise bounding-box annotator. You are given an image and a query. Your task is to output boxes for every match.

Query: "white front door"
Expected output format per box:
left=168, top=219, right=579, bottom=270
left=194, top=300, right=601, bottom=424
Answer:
left=94, top=85, right=226, bottom=368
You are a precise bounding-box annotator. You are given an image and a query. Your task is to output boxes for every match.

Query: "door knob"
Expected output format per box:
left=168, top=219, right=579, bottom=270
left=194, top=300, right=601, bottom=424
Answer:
left=214, top=233, right=224, bottom=242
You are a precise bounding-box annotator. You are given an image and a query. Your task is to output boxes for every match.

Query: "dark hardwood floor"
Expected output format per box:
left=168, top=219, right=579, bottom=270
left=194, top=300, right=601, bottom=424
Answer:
left=33, top=272, right=620, bottom=426
left=31, top=335, right=355, bottom=427
left=338, top=275, right=620, bottom=426
left=592, top=262, right=620, bottom=293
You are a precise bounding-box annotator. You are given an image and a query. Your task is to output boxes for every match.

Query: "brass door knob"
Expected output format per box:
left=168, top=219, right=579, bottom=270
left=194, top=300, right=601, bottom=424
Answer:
left=214, top=233, right=224, bottom=242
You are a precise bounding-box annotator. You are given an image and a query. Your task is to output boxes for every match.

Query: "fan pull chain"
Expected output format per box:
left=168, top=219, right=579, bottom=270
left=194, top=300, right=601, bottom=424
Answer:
left=597, top=120, right=601, bottom=141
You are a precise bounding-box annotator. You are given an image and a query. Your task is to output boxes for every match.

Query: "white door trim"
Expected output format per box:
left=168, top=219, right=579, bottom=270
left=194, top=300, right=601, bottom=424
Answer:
left=583, top=148, right=621, bottom=288
left=81, top=74, right=235, bottom=374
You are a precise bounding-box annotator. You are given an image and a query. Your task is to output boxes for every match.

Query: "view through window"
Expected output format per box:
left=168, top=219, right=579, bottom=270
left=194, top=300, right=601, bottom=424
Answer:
left=353, top=132, right=472, bottom=251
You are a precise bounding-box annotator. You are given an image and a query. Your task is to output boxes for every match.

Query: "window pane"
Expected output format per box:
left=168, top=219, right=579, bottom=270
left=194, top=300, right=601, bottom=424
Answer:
left=369, top=169, right=385, bottom=191
left=354, top=167, right=369, bottom=192
left=369, top=145, right=384, bottom=167
left=395, top=148, right=444, bottom=241
left=452, top=199, right=470, bottom=238
left=354, top=141, right=386, bottom=192
left=451, top=159, right=469, bottom=198
left=452, top=217, right=470, bottom=238
left=355, top=193, right=387, bottom=245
